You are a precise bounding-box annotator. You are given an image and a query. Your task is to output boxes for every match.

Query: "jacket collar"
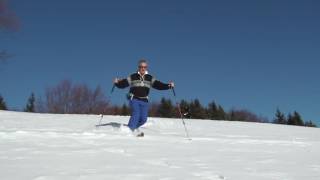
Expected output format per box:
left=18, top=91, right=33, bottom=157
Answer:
left=137, top=71, right=148, bottom=76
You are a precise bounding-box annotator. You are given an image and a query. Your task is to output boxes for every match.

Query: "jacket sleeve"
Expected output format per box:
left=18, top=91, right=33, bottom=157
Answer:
left=152, top=79, right=170, bottom=90
left=115, top=78, right=130, bottom=89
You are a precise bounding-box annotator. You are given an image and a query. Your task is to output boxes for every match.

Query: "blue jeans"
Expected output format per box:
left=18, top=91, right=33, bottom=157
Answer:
left=128, top=99, right=149, bottom=131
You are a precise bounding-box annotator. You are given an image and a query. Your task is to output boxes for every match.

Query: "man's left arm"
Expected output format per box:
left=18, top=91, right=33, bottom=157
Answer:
left=152, top=78, right=174, bottom=90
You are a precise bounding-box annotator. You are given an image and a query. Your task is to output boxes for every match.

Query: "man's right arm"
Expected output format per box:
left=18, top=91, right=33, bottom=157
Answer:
left=114, top=77, right=130, bottom=89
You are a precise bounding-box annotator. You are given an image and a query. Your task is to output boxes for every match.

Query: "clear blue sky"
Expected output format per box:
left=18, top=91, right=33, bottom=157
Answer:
left=1, top=0, right=320, bottom=124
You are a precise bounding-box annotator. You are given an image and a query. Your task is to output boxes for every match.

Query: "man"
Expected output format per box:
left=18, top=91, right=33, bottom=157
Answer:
left=114, top=59, right=174, bottom=136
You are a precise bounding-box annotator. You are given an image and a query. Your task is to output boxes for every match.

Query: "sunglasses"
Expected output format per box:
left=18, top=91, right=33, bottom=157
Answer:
left=139, top=66, right=148, bottom=69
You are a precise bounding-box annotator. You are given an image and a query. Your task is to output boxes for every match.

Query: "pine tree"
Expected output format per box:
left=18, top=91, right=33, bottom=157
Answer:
left=0, top=95, right=8, bottom=110
left=24, top=93, right=36, bottom=112
left=217, top=105, right=226, bottom=120
left=287, top=111, right=304, bottom=126
left=207, top=101, right=218, bottom=120
left=158, top=98, right=175, bottom=118
left=292, top=111, right=304, bottom=126
left=273, top=109, right=287, bottom=124
left=228, top=110, right=236, bottom=121
left=287, top=113, right=294, bottom=125
left=189, top=99, right=206, bottom=119
left=305, top=120, right=317, bottom=127
left=120, top=103, right=130, bottom=116
left=148, top=102, right=160, bottom=117
left=207, top=101, right=226, bottom=120
left=179, top=100, right=190, bottom=118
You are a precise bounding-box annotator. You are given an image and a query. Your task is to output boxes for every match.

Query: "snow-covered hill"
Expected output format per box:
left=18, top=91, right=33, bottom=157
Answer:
left=0, top=110, right=319, bottom=180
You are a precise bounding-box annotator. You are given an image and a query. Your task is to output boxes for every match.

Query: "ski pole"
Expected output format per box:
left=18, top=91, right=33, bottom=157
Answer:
left=171, top=87, right=191, bottom=140
left=172, top=87, right=176, bottom=96
left=96, top=114, right=104, bottom=128
left=110, top=84, right=115, bottom=94
left=96, top=84, right=115, bottom=128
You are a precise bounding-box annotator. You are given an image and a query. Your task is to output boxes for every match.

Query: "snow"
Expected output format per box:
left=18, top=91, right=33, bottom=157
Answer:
left=0, top=110, right=320, bottom=180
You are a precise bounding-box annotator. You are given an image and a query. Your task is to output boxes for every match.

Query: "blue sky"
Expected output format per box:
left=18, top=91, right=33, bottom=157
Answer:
left=1, top=0, right=320, bottom=124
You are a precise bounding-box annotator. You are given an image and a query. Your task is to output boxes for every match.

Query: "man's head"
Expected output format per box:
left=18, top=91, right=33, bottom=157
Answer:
left=138, top=59, right=148, bottom=75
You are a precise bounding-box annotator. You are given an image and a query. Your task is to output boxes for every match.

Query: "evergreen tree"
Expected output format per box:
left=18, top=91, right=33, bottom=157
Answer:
left=217, top=105, right=226, bottom=120
left=0, top=95, right=7, bottom=110
left=189, top=99, right=206, bottom=119
left=287, top=113, right=294, bottom=125
left=273, top=108, right=287, bottom=124
left=207, top=101, right=218, bottom=120
left=287, top=111, right=304, bottom=126
left=179, top=100, right=190, bottom=118
left=305, top=120, right=317, bottom=127
left=207, top=101, right=226, bottom=120
left=24, top=93, right=36, bottom=112
left=120, top=103, right=130, bottom=116
left=158, top=98, right=175, bottom=118
left=148, top=102, right=160, bottom=117
left=292, top=111, right=304, bottom=126
left=228, top=110, right=236, bottom=121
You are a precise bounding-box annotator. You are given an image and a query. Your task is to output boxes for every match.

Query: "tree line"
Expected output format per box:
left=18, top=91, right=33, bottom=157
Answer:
left=0, top=80, right=317, bottom=128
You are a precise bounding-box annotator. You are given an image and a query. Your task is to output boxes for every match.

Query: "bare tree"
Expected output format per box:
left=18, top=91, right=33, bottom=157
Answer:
left=0, top=0, right=19, bottom=30
left=229, top=109, right=268, bottom=123
left=148, top=102, right=160, bottom=117
left=45, top=80, right=72, bottom=113
left=0, top=50, right=11, bottom=63
left=0, top=0, right=19, bottom=62
left=39, top=80, right=110, bottom=114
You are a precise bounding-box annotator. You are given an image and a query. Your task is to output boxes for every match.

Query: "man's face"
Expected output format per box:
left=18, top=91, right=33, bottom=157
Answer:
left=138, top=62, right=148, bottom=75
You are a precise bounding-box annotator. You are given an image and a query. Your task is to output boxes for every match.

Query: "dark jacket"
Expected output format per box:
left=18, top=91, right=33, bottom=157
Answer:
left=115, top=72, right=171, bottom=102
